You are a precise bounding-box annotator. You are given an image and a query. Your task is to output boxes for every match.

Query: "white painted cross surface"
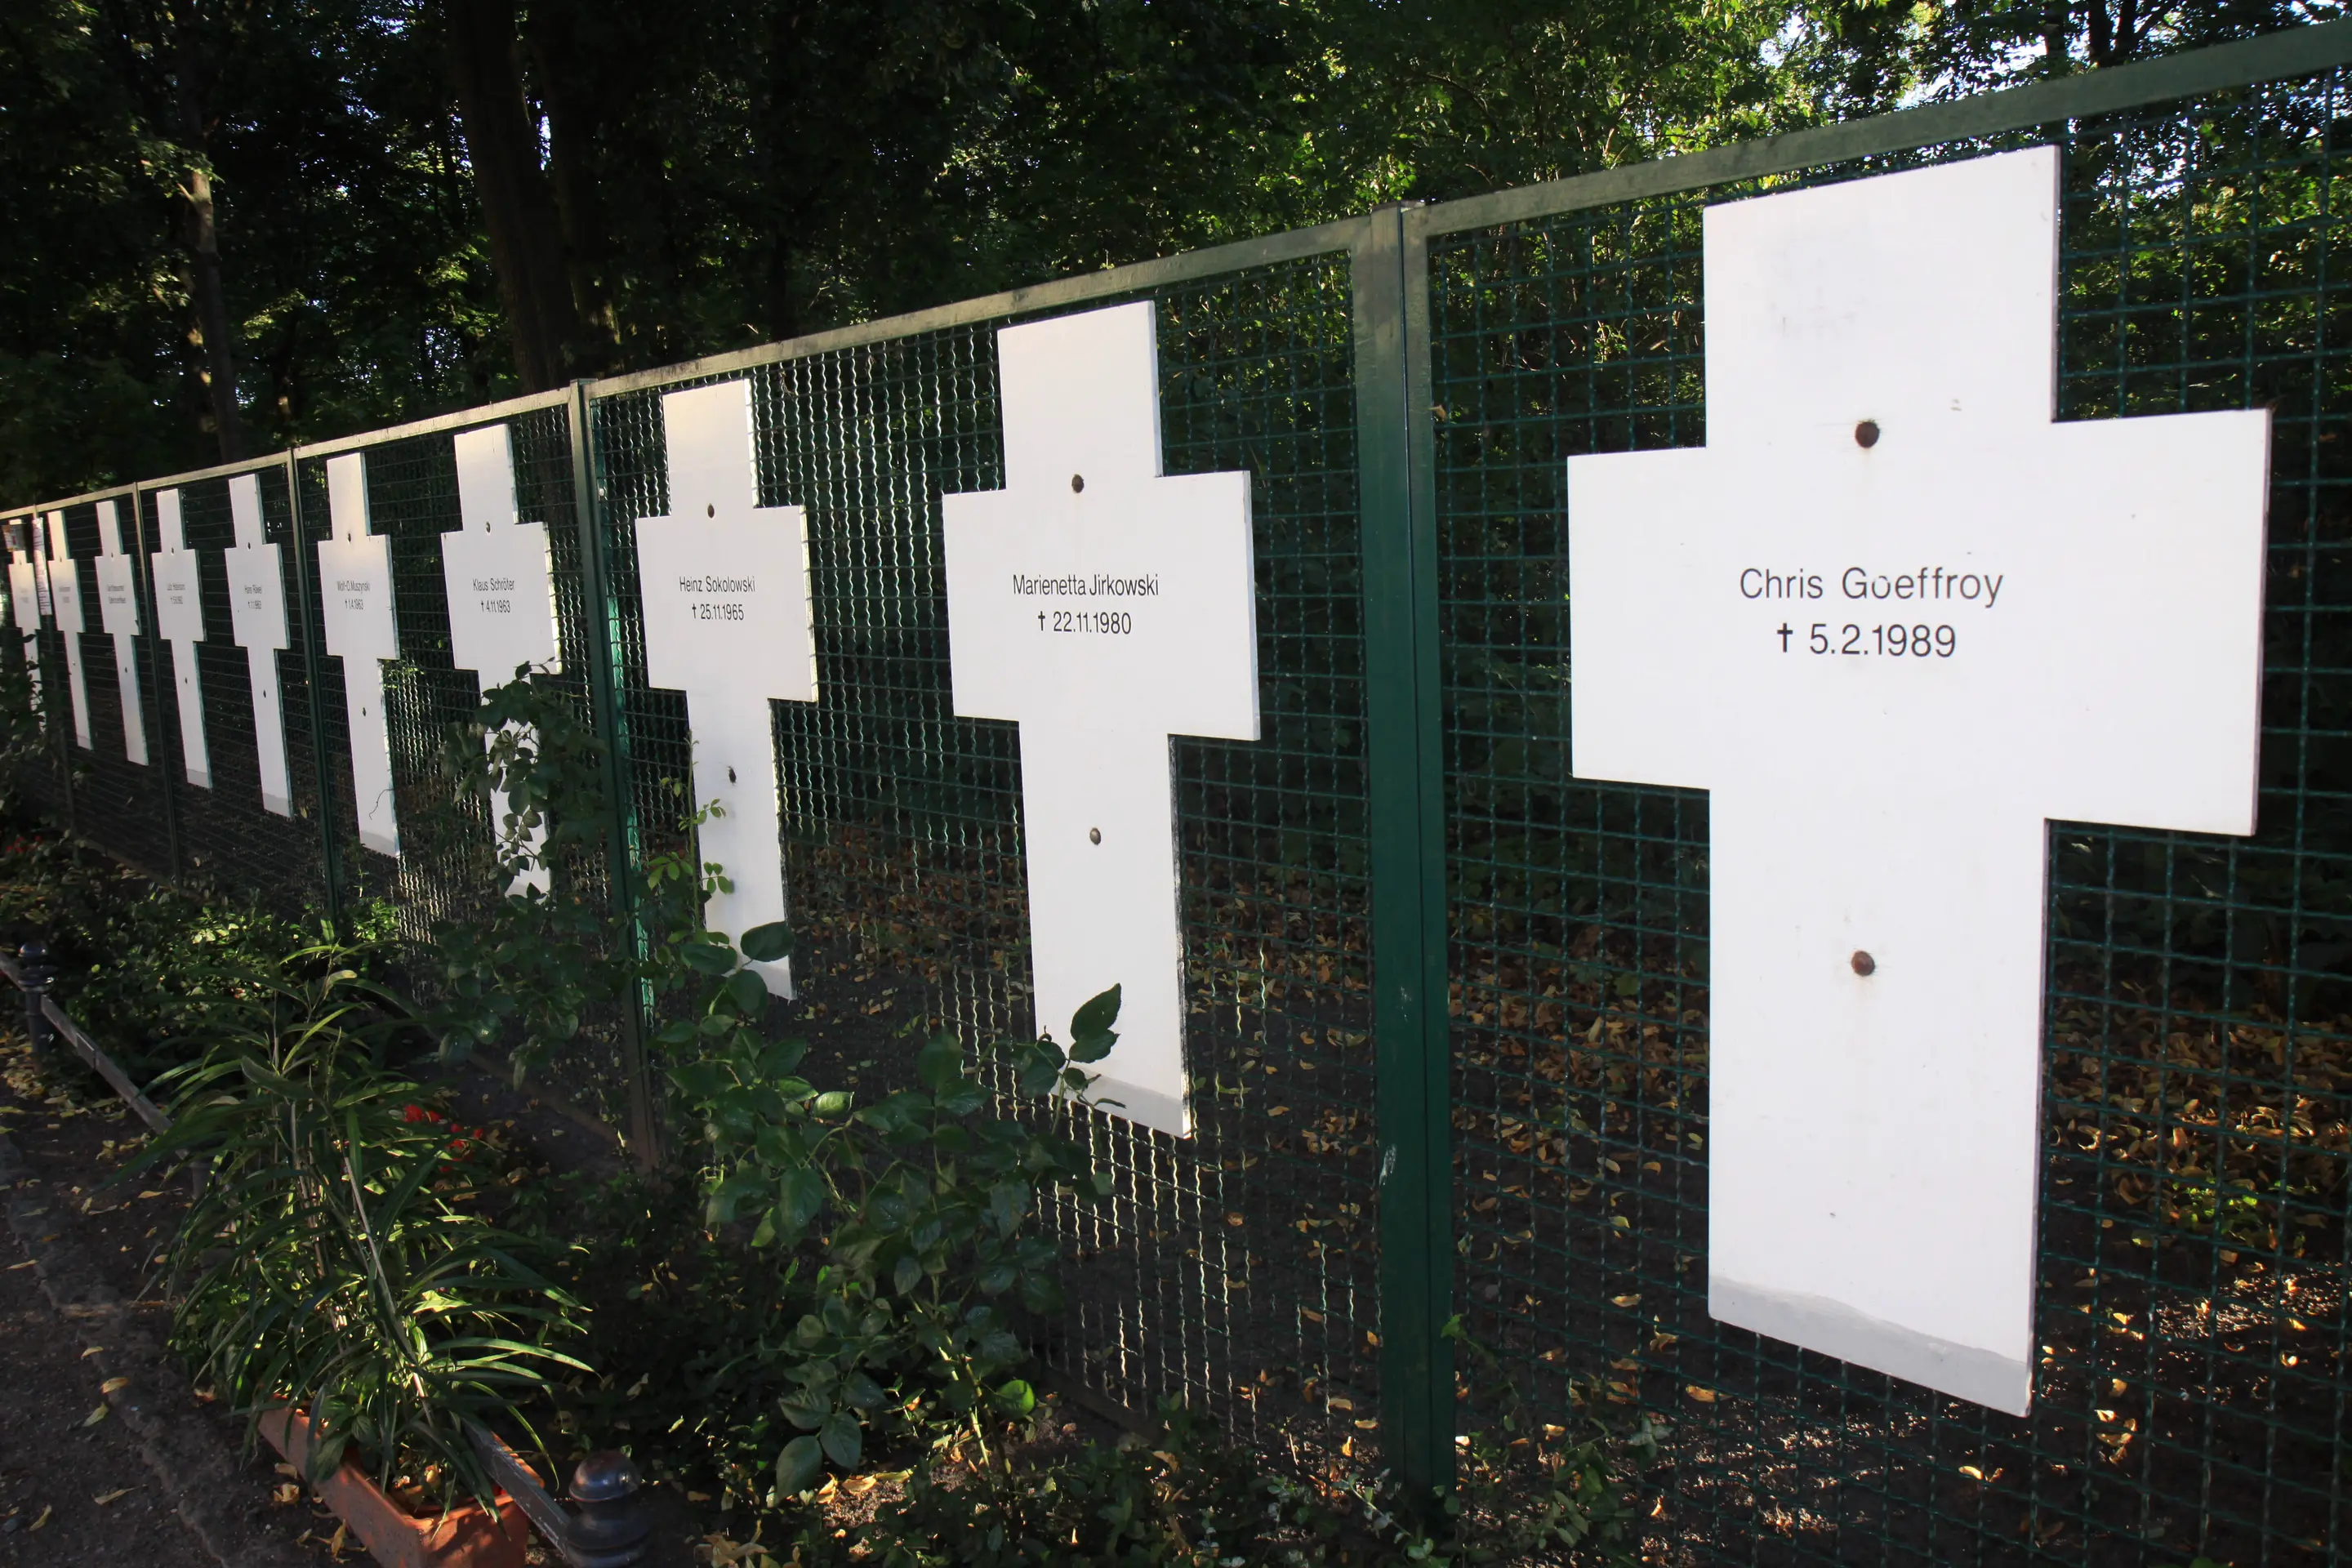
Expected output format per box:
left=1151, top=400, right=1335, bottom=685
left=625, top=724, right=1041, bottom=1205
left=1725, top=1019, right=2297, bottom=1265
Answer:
left=150, top=490, right=211, bottom=789
left=225, top=475, right=295, bottom=817
left=943, top=301, right=1257, bottom=1138
left=93, top=499, right=149, bottom=766
left=1566, top=148, right=2270, bottom=1414
left=9, top=522, right=42, bottom=709
left=45, top=514, right=91, bottom=750
left=632, top=380, right=817, bottom=996
left=443, top=425, right=561, bottom=896
left=320, top=455, right=401, bottom=857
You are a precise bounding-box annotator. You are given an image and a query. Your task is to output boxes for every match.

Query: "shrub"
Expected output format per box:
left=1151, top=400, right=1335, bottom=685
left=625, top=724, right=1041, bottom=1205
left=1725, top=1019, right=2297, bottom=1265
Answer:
left=144, top=949, right=590, bottom=1512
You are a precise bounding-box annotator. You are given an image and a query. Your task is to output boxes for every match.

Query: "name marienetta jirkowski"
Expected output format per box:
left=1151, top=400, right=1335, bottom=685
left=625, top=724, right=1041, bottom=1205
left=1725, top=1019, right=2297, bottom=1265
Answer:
left=1009, top=572, right=1160, bottom=597
left=1740, top=565, right=2004, bottom=608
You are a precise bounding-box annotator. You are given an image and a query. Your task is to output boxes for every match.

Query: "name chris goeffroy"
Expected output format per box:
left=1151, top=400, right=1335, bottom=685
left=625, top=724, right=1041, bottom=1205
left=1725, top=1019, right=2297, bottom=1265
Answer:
left=1745, top=562, right=2007, bottom=662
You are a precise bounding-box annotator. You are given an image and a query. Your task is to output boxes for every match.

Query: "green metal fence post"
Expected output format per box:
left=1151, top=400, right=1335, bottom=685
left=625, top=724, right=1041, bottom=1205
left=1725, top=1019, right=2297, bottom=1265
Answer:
left=128, top=483, right=186, bottom=883
left=47, top=509, right=78, bottom=841
left=1355, top=203, right=1454, bottom=1513
left=567, top=381, right=661, bottom=1168
left=284, top=452, right=346, bottom=935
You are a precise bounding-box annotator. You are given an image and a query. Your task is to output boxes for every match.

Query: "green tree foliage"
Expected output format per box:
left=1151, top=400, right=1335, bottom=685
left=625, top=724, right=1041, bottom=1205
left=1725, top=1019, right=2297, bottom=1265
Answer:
left=2, top=1, right=2336, bottom=499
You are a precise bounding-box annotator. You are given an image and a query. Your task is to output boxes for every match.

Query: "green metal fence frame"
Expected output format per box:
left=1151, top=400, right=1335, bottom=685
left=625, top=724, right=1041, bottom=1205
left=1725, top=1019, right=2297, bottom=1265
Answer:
left=2, top=16, right=2347, bottom=1538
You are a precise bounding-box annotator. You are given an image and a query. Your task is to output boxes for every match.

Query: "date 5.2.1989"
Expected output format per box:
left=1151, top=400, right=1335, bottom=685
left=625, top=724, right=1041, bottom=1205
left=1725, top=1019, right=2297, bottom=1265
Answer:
left=1778, top=621, right=1956, bottom=657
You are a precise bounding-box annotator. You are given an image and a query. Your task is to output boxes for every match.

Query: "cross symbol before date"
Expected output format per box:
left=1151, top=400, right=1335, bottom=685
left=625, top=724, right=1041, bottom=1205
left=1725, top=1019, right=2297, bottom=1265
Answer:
left=1566, top=148, right=2270, bottom=1413
left=944, top=301, right=1258, bottom=1138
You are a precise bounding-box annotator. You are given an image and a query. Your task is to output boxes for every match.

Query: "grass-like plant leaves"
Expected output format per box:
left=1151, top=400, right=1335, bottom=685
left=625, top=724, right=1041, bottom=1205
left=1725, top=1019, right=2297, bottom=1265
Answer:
left=139, top=952, right=589, bottom=1513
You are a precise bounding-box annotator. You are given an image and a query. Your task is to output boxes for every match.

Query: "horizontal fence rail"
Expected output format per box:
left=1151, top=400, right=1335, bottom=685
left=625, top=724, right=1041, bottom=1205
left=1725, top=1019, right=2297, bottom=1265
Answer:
left=6, top=20, right=2350, bottom=1563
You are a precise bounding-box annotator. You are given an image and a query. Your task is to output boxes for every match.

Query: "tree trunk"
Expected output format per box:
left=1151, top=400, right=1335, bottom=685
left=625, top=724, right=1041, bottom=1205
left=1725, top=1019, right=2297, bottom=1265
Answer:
left=443, top=0, right=578, bottom=391
left=174, top=62, right=243, bottom=461
left=180, top=160, right=246, bottom=461
left=523, top=2, right=621, bottom=376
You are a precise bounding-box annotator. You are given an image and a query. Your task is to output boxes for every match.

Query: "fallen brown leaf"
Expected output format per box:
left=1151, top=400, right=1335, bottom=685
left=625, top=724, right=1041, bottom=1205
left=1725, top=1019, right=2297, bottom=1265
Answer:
left=92, top=1489, right=131, bottom=1507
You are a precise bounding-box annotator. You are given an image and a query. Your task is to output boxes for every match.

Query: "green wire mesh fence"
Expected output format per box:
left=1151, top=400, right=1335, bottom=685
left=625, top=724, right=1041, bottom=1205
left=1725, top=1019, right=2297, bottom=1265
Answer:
left=585, top=249, right=1382, bottom=1448
left=1, top=25, right=2346, bottom=1563
left=1427, top=62, right=2348, bottom=1568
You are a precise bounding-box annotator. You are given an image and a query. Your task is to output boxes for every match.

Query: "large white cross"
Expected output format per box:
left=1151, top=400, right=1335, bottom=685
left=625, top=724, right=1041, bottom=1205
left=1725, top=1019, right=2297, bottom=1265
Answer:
left=8, top=520, right=43, bottom=710
left=44, top=513, right=91, bottom=750
left=1566, top=148, right=2270, bottom=1414
left=225, top=474, right=295, bottom=817
left=321, top=454, right=401, bottom=857
left=93, top=499, right=149, bottom=766
left=150, top=491, right=211, bottom=789
left=633, top=380, right=817, bottom=996
left=441, top=424, right=560, bottom=896
left=943, top=301, right=1258, bottom=1138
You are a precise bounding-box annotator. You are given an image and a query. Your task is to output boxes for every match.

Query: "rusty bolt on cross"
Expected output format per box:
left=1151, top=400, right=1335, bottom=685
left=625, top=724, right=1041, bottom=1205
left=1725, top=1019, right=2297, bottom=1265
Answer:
left=566, top=1450, right=653, bottom=1567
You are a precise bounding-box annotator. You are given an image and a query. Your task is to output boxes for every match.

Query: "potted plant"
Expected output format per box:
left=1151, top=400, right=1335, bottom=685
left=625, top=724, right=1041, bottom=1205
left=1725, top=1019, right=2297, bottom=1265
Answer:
left=140, top=949, right=587, bottom=1566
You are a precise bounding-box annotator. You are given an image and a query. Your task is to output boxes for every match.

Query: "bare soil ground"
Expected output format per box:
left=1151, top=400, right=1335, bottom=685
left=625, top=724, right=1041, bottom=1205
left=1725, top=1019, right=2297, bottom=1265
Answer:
left=0, top=1037, right=343, bottom=1565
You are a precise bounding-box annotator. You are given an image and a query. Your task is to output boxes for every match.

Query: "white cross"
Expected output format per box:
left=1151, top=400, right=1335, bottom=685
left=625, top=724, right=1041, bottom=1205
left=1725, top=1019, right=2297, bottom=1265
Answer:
left=943, top=301, right=1257, bottom=1138
left=8, top=519, right=42, bottom=710
left=44, top=512, right=91, bottom=750
left=149, top=490, right=209, bottom=788
left=633, top=380, right=817, bottom=996
left=1566, top=148, right=2270, bottom=1414
left=321, top=454, right=401, bottom=857
left=92, top=499, right=149, bottom=766
left=225, top=474, right=295, bottom=817
left=442, top=424, right=561, bottom=896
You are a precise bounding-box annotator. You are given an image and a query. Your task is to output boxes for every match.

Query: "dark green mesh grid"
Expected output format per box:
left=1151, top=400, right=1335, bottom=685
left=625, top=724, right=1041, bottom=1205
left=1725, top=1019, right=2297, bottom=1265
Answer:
left=292, top=414, right=635, bottom=1122
left=55, top=498, right=172, bottom=878
left=2, top=508, right=70, bottom=825
left=586, top=256, right=1379, bottom=1448
left=3, top=38, right=2341, bottom=1557
left=140, top=469, right=332, bottom=918
left=1428, top=72, right=2347, bottom=1566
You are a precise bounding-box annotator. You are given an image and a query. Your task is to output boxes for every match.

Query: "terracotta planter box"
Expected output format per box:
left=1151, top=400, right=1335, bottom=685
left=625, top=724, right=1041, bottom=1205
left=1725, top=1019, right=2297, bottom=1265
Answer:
left=258, top=1406, right=531, bottom=1568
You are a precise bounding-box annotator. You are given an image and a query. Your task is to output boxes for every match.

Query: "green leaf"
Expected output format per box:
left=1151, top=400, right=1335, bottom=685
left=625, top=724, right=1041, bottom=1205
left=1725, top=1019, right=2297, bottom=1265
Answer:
left=819, top=1412, right=862, bottom=1468
left=915, top=1032, right=963, bottom=1093
left=1019, top=1272, right=1063, bottom=1315
left=705, top=1169, right=765, bottom=1226
left=680, top=939, right=737, bottom=976
left=777, top=1166, right=826, bottom=1232
left=776, top=1435, right=825, bottom=1495
left=843, top=1372, right=886, bottom=1412
left=759, top=1038, right=811, bottom=1078
left=813, top=1090, right=852, bottom=1116
left=988, top=1180, right=1027, bottom=1236
left=935, top=1080, right=987, bottom=1118
left=892, top=1252, right=924, bottom=1295
left=1067, top=985, right=1120, bottom=1062
left=739, top=921, right=795, bottom=963
left=991, top=1379, right=1036, bottom=1417
left=779, top=1390, right=831, bottom=1430
left=723, top=967, right=768, bottom=1019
